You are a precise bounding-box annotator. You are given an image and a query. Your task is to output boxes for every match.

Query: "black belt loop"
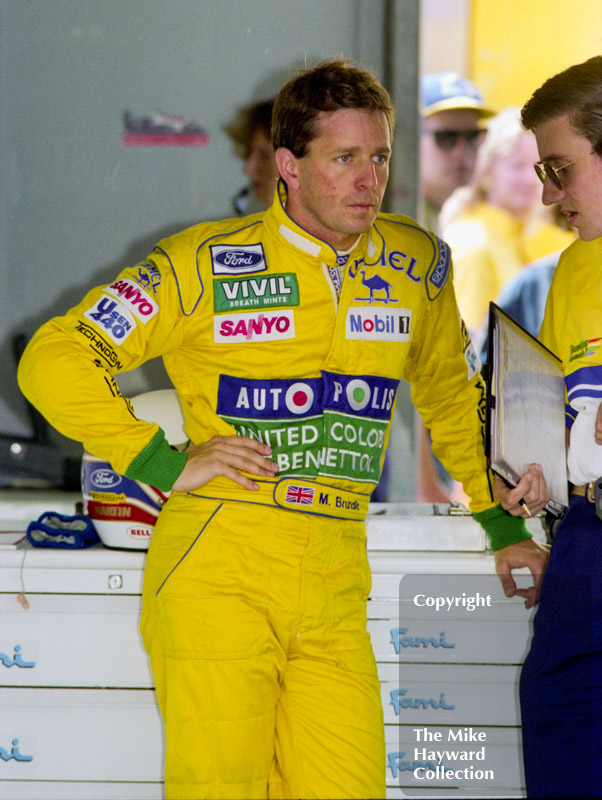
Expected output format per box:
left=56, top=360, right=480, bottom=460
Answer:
left=594, top=478, right=602, bottom=521
left=544, top=508, right=565, bottom=542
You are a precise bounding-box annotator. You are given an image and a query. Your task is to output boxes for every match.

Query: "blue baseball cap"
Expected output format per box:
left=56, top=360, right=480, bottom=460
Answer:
left=421, top=72, right=495, bottom=118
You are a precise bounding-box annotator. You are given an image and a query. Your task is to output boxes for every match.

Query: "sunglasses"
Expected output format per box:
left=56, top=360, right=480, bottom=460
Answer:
left=423, top=129, right=486, bottom=152
left=534, top=151, right=594, bottom=190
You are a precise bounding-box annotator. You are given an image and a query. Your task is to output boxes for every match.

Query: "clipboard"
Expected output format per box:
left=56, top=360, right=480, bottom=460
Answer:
left=486, top=303, right=568, bottom=515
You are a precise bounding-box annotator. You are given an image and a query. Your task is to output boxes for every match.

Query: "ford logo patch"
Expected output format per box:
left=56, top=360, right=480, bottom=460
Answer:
left=90, top=468, right=122, bottom=489
left=210, top=243, right=267, bottom=275
left=215, top=250, right=262, bottom=268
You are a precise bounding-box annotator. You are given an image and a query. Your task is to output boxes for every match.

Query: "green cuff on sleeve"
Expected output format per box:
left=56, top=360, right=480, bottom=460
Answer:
left=473, top=505, right=532, bottom=551
left=125, top=429, right=188, bottom=492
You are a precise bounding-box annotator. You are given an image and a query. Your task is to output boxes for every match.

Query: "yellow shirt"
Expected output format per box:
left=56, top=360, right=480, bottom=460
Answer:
left=443, top=203, right=574, bottom=333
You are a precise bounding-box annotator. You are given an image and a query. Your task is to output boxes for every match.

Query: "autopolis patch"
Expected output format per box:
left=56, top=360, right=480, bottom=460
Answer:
left=216, top=372, right=397, bottom=484
left=210, top=243, right=267, bottom=275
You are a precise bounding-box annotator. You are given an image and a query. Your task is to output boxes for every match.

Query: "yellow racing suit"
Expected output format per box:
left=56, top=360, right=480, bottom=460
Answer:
left=18, top=184, right=530, bottom=799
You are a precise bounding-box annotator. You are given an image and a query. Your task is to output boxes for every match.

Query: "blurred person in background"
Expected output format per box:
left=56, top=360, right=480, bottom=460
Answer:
left=440, top=107, right=574, bottom=342
left=427, top=110, right=573, bottom=506
left=420, top=71, right=494, bottom=232
left=225, top=98, right=279, bottom=214
left=477, top=249, right=561, bottom=366
left=416, top=71, right=494, bottom=501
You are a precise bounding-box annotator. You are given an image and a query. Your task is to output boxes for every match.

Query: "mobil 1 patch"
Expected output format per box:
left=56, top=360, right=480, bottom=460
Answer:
left=213, top=273, right=299, bottom=312
left=346, top=307, right=412, bottom=341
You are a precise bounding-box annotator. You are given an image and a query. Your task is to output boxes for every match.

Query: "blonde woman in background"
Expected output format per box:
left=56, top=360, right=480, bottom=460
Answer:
left=440, top=107, right=574, bottom=339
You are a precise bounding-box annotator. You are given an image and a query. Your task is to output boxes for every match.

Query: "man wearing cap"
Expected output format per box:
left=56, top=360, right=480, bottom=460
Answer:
left=416, top=73, right=494, bottom=502
left=420, top=71, right=495, bottom=232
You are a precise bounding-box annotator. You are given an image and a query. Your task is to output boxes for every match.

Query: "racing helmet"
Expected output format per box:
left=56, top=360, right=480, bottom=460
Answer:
left=82, top=389, right=186, bottom=549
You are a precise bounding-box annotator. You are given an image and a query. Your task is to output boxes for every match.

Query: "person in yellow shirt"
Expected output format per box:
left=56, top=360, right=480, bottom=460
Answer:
left=440, top=106, right=574, bottom=339
left=495, top=55, right=602, bottom=798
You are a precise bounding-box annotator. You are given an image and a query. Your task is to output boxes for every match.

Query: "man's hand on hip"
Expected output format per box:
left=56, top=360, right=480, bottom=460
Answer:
left=172, top=435, right=279, bottom=493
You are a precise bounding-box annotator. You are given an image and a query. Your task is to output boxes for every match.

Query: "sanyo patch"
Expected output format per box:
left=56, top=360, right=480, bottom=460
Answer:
left=214, top=309, right=295, bottom=342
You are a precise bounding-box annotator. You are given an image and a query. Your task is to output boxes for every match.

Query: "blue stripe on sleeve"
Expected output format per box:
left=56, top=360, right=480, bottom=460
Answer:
left=565, top=365, right=602, bottom=402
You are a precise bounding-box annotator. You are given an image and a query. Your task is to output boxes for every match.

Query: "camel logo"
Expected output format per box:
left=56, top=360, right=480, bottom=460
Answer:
left=134, top=264, right=162, bottom=294
left=354, top=270, right=398, bottom=305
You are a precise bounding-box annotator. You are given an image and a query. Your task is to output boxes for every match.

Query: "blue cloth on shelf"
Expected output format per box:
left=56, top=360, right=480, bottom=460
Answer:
left=26, top=511, right=100, bottom=549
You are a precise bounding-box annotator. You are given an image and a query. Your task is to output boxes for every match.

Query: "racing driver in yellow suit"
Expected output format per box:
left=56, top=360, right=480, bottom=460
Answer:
left=18, top=59, right=548, bottom=799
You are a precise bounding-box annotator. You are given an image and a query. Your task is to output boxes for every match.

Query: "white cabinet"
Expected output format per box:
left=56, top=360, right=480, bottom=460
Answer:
left=0, top=595, right=153, bottom=688
left=1, top=496, right=542, bottom=798
left=0, top=688, right=164, bottom=781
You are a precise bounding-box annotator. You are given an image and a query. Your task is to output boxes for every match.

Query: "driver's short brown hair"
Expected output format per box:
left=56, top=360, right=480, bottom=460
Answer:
left=272, top=57, right=395, bottom=158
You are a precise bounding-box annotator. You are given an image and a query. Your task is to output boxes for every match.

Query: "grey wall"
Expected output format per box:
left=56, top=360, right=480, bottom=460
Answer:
left=1, top=0, right=418, bottom=497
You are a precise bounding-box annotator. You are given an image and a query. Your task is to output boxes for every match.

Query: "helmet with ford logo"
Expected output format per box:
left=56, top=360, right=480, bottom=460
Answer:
left=82, top=390, right=186, bottom=549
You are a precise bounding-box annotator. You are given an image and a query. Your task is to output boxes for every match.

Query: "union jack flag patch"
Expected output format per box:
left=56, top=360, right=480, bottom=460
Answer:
left=285, top=485, right=315, bottom=506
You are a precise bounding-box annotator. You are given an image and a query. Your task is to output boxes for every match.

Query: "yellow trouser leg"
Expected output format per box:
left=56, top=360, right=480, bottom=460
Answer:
left=141, top=494, right=385, bottom=799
